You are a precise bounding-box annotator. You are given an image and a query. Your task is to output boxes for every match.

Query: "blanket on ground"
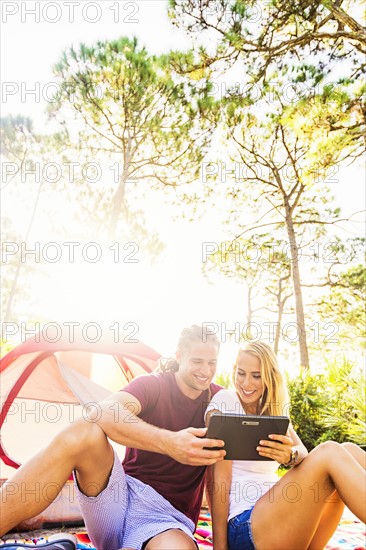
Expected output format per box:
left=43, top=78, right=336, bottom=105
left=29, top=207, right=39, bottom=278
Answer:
left=2, top=512, right=365, bottom=549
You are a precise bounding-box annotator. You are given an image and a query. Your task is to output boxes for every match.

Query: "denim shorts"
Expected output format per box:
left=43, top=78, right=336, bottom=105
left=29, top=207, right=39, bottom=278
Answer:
left=73, top=452, right=195, bottom=550
left=228, top=506, right=255, bottom=550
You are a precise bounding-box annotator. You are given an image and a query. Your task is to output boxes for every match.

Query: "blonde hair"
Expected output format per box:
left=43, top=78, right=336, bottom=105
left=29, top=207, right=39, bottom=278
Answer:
left=233, top=341, right=289, bottom=416
left=156, top=324, right=220, bottom=373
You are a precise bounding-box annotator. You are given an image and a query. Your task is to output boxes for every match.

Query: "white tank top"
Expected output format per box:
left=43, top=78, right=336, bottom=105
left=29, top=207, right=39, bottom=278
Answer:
left=206, top=389, right=280, bottom=520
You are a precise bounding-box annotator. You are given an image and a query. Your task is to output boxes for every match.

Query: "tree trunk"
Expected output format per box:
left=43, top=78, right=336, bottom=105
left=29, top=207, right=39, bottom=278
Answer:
left=108, top=140, right=132, bottom=242
left=274, top=274, right=291, bottom=354
left=108, top=179, right=127, bottom=242
left=274, top=307, right=282, bottom=355
left=284, top=202, right=310, bottom=368
left=3, top=181, right=44, bottom=323
left=247, top=285, right=253, bottom=327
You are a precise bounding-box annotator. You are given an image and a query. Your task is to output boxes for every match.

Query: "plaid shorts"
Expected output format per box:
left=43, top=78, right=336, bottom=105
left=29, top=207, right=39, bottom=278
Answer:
left=73, top=452, right=195, bottom=550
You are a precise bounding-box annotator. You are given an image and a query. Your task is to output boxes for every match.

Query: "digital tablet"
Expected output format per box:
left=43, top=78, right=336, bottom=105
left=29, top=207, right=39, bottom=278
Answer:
left=206, top=412, right=290, bottom=460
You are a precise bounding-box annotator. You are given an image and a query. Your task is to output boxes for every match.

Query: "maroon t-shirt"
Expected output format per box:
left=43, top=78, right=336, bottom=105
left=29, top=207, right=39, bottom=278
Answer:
left=121, top=371, right=222, bottom=525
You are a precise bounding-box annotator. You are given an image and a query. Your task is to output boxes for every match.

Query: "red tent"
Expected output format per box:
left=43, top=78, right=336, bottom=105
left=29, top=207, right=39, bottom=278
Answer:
left=0, top=333, right=161, bottom=528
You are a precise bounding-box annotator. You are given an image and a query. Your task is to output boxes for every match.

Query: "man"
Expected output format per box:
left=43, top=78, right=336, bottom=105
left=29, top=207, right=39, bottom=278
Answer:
left=0, top=325, right=225, bottom=549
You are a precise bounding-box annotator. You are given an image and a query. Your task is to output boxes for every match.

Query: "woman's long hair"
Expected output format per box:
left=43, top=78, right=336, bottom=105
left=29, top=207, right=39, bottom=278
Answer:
left=233, top=341, right=289, bottom=416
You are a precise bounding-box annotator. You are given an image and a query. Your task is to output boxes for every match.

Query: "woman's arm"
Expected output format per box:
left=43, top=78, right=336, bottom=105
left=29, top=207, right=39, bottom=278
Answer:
left=286, top=424, right=308, bottom=466
left=209, top=459, right=232, bottom=550
left=256, top=423, right=308, bottom=465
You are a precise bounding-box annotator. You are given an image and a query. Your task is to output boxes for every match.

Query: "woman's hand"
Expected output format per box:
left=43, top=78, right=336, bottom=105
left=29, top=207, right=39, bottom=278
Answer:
left=256, top=433, right=294, bottom=465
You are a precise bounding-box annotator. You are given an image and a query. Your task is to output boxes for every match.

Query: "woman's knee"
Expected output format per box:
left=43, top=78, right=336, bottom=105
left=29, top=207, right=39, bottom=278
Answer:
left=145, top=529, right=197, bottom=550
left=310, top=440, right=342, bottom=462
left=341, top=442, right=359, bottom=452
left=315, top=440, right=340, bottom=452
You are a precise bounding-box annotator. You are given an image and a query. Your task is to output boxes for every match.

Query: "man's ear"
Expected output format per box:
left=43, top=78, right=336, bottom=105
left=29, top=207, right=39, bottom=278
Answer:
left=175, top=350, right=181, bottom=365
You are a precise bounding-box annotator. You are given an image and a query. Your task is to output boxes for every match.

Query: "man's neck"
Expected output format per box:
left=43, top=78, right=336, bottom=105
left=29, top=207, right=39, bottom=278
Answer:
left=174, top=373, right=205, bottom=400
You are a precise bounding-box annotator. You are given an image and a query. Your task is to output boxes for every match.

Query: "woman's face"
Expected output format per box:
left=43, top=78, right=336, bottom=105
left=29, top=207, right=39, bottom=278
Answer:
left=234, top=352, right=264, bottom=412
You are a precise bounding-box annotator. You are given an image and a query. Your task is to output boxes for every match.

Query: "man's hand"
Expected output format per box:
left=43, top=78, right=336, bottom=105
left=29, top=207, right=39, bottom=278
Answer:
left=165, top=427, right=226, bottom=465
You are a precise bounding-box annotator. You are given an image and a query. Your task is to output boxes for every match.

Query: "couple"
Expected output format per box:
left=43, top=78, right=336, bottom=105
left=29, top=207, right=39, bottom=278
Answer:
left=1, top=325, right=365, bottom=549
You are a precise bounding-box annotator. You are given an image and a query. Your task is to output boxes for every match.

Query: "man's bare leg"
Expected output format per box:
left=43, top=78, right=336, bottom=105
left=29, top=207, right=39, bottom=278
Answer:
left=0, top=417, right=114, bottom=535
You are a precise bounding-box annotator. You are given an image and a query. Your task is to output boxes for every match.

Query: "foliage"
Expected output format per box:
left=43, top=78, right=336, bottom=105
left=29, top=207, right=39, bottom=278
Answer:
left=204, top=234, right=293, bottom=352
left=315, top=256, right=366, bottom=344
left=214, top=370, right=232, bottom=389
left=214, top=358, right=365, bottom=451
left=170, top=0, right=365, bottom=84
left=169, top=1, right=365, bottom=369
left=202, top=77, right=365, bottom=368
left=321, top=360, right=366, bottom=445
left=50, top=37, right=218, bottom=240
left=1, top=116, right=68, bottom=323
left=287, top=358, right=366, bottom=450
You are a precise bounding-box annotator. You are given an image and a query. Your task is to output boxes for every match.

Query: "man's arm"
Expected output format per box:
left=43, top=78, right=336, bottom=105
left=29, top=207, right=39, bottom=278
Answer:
left=93, top=391, right=226, bottom=466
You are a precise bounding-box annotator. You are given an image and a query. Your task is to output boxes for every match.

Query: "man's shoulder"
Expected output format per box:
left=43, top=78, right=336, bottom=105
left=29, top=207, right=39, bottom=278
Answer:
left=122, top=370, right=172, bottom=391
left=121, top=371, right=172, bottom=410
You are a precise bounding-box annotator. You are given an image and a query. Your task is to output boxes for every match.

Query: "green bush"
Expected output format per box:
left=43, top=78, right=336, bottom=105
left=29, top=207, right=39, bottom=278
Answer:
left=215, top=370, right=232, bottom=389
left=287, top=359, right=365, bottom=450
left=214, top=359, right=365, bottom=451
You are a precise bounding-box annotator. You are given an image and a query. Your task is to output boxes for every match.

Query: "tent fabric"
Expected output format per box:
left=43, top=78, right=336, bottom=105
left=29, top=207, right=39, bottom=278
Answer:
left=0, top=334, right=161, bottom=530
left=0, top=352, right=41, bottom=406
left=0, top=335, right=161, bottom=473
left=3, top=355, right=81, bottom=404
left=58, top=362, right=112, bottom=405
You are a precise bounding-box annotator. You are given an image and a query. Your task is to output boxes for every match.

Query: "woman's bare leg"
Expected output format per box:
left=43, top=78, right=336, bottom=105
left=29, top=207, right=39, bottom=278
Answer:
left=308, top=490, right=345, bottom=550
left=145, top=529, right=197, bottom=549
left=251, top=441, right=366, bottom=550
left=308, top=442, right=366, bottom=549
left=0, top=417, right=114, bottom=535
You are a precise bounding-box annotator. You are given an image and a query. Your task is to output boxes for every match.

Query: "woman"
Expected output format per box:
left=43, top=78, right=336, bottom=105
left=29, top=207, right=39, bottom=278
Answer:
left=206, top=341, right=366, bottom=550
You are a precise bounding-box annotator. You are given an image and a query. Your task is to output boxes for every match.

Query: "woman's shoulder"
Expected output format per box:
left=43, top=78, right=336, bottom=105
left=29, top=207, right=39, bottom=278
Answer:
left=207, top=388, right=242, bottom=413
left=212, top=388, right=236, bottom=400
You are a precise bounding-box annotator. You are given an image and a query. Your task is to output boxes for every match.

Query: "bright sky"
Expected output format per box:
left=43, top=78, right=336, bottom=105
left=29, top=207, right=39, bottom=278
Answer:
left=1, top=1, right=365, bottom=372
left=0, top=0, right=243, bottom=366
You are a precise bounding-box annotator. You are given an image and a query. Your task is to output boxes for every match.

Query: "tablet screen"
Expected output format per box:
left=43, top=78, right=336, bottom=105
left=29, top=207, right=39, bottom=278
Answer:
left=206, top=412, right=290, bottom=460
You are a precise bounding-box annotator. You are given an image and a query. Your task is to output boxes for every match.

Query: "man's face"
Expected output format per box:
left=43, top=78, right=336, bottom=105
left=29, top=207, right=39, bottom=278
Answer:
left=175, top=340, right=219, bottom=399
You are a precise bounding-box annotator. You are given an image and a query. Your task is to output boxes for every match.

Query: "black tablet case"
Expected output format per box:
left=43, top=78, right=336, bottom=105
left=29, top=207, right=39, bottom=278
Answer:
left=206, top=412, right=290, bottom=460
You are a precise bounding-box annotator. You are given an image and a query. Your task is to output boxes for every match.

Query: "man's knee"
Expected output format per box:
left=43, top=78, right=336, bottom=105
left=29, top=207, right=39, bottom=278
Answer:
left=65, top=419, right=114, bottom=497
left=54, top=417, right=108, bottom=458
